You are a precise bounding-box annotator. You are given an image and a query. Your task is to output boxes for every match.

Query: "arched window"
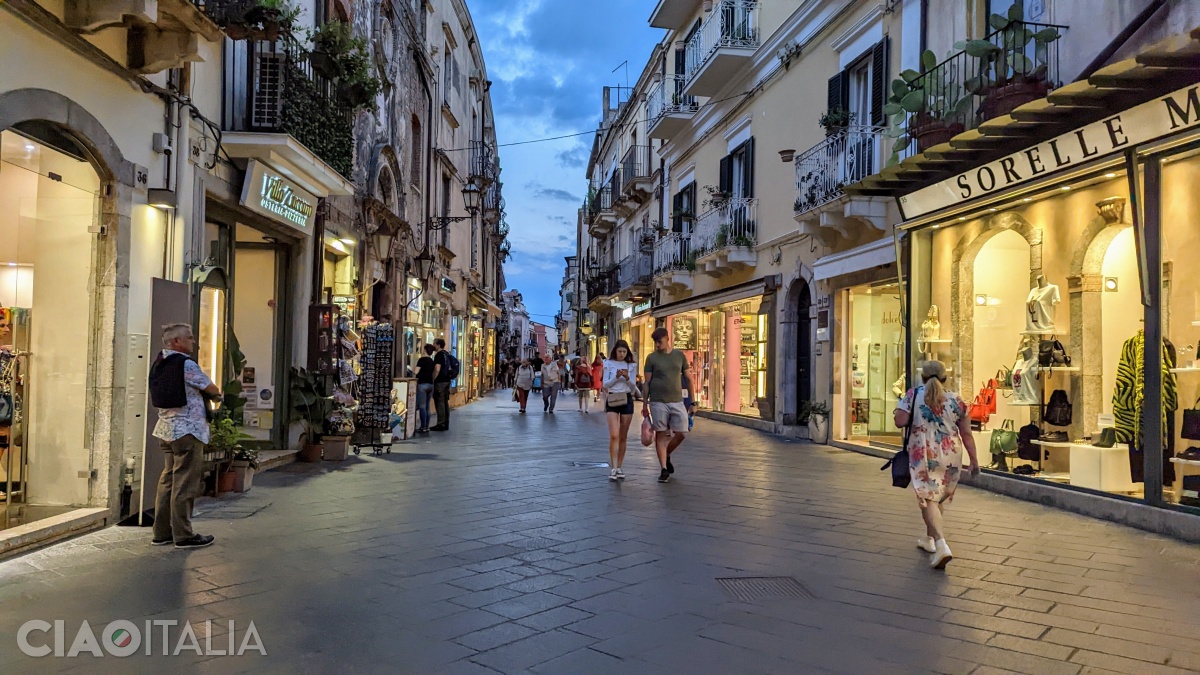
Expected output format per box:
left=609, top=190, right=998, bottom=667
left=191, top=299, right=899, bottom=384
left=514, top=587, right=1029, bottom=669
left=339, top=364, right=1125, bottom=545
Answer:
left=379, top=167, right=396, bottom=213
left=410, top=115, right=422, bottom=186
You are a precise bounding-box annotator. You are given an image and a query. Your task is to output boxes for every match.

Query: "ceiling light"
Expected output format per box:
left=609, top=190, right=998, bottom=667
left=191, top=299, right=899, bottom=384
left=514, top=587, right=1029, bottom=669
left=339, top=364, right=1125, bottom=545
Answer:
left=988, top=208, right=997, bottom=212
left=957, top=216, right=966, bottom=221
left=1104, top=276, right=1119, bottom=292
left=147, top=188, right=177, bottom=210
left=975, top=294, right=988, bottom=306
left=1061, top=186, right=1071, bottom=191
left=339, top=237, right=356, bottom=246
left=24, top=144, right=35, bottom=152
left=1023, top=197, right=1032, bottom=202
left=1104, top=172, right=1117, bottom=178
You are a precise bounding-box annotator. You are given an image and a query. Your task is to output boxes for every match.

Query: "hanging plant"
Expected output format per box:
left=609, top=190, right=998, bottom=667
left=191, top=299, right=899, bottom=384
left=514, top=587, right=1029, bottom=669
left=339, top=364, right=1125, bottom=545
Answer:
left=309, top=21, right=383, bottom=113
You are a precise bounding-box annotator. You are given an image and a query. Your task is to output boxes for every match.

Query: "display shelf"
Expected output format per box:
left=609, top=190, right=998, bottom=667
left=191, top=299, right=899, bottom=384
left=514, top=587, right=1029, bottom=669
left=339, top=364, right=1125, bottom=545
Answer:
left=1031, top=439, right=1073, bottom=448
left=1171, top=457, right=1200, bottom=467
left=917, top=338, right=952, bottom=344
left=1021, top=330, right=1060, bottom=336
left=1170, top=367, right=1200, bottom=373
left=1043, top=366, right=1080, bottom=373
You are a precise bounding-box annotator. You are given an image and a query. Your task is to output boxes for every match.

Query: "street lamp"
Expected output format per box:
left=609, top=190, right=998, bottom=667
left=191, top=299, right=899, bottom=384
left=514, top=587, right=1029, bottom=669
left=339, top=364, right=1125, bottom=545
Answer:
left=412, top=178, right=482, bottom=286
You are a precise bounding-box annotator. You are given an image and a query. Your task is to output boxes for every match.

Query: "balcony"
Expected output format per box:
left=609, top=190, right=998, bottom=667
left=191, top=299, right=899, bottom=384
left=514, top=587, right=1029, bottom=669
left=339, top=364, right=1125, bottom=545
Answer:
left=691, top=197, right=757, bottom=277
left=888, top=20, right=1065, bottom=161
left=587, top=185, right=617, bottom=237
left=615, top=252, right=653, bottom=300
left=586, top=268, right=619, bottom=310
left=649, top=0, right=701, bottom=30
left=793, top=126, right=890, bottom=244
left=684, top=0, right=759, bottom=98
left=220, top=36, right=355, bottom=194
left=653, top=232, right=694, bottom=293
left=483, top=181, right=503, bottom=224
left=468, top=140, right=499, bottom=188
left=63, top=0, right=223, bottom=72
left=647, top=75, right=699, bottom=141
left=620, top=145, right=655, bottom=203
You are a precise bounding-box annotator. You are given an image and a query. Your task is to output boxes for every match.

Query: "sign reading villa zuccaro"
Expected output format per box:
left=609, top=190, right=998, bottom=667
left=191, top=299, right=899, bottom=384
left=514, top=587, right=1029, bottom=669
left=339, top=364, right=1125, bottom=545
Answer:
left=898, top=85, right=1200, bottom=219
left=240, top=160, right=318, bottom=233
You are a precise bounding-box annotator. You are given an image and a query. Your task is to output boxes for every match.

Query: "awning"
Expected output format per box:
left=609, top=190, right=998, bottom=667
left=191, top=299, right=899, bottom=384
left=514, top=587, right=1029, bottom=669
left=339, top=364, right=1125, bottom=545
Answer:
left=813, top=236, right=896, bottom=282
left=844, top=26, right=1200, bottom=204
left=652, top=277, right=769, bottom=318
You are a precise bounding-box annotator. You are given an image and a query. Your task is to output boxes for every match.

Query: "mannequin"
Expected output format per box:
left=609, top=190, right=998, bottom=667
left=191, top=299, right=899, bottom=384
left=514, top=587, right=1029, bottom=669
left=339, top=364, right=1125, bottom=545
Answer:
left=1025, top=274, right=1060, bottom=333
left=1011, top=346, right=1040, bottom=405
left=921, top=305, right=941, bottom=341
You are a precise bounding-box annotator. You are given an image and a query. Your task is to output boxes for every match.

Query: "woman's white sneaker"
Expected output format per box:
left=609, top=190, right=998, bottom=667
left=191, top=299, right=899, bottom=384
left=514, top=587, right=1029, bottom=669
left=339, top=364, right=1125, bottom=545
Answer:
left=609, top=469, right=619, bottom=481
left=917, top=537, right=936, bottom=553
left=614, top=468, right=625, bottom=480
left=930, top=539, right=953, bottom=569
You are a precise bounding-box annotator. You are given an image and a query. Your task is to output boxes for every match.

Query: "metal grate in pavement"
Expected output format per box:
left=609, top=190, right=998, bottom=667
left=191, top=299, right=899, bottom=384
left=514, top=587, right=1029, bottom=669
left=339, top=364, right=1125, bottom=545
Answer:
left=569, top=461, right=610, bottom=468
left=716, top=576, right=814, bottom=602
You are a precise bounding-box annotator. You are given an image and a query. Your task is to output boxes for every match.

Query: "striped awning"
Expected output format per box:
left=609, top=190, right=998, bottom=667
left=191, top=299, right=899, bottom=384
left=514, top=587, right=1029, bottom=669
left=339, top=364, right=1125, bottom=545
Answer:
left=843, top=26, right=1200, bottom=199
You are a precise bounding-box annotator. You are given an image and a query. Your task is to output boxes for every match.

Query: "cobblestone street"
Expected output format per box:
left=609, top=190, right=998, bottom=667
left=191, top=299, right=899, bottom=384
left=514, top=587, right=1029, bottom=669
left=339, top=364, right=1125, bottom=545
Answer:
left=1, top=391, right=1199, bottom=674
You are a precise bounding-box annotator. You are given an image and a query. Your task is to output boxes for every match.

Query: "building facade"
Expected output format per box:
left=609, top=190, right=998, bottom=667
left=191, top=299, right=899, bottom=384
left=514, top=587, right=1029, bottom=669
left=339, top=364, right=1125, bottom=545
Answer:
left=0, top=0, right=508, bottom=552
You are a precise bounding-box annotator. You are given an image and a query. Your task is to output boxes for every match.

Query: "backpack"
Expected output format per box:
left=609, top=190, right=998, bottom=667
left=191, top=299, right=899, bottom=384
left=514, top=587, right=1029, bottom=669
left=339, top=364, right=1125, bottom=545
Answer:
left=577, top=369, right=592, bottom=388
left=1017, top=422, right=1041, bottom=461
left=149, top=352, right=190, bottom=409
left=1044, top=389, right=1072, bottom=427
left=443, top=352, right=461, bottom=381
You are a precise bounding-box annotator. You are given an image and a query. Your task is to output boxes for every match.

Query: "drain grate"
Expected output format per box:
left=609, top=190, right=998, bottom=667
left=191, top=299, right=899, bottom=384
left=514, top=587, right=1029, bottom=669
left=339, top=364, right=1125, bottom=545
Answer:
left=569, top=461, right=610, bottom=468
left=716, top=576, right=814, bottom=602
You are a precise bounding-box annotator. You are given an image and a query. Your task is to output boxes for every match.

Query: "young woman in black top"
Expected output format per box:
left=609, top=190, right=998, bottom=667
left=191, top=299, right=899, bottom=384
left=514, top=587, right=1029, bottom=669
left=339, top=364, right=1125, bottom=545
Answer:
left=414, top=344, right=436, bottom=433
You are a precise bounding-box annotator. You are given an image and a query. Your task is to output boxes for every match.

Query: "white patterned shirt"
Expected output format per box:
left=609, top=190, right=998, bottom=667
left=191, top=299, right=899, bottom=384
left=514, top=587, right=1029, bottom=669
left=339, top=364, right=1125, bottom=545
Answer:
left=152, top=350, right=214, bottom=444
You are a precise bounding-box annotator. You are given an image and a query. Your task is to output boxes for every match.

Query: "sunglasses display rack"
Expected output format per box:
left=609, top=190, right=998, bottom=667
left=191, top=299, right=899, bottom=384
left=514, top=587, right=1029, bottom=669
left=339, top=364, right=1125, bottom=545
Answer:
left=355, top=323, right=396, bottom=430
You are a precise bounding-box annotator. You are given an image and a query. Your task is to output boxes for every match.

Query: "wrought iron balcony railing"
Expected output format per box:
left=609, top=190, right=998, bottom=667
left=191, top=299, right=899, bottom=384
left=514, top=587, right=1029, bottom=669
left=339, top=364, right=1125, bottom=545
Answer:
left=794, top=126, right=886, bottom=215
left=469, top=140, right=498, bottom=184
left=621, top=145, right=652, bottom=183
left=654, top=232, right=692, bottom=275
left=588, top=184, right=614, bottom=218
left=890, top=20, right=1065, bottom=160
left=647, top=74, right=699, bottom=124
left=685, top=0, right=759, bottom=81
left=221, top=35, right=353, bottom=177
left=617, top=252, right=653, bottom=291
left=691, top=197, right=757, bottom=256
left=586, top=267, right=619, bottom=301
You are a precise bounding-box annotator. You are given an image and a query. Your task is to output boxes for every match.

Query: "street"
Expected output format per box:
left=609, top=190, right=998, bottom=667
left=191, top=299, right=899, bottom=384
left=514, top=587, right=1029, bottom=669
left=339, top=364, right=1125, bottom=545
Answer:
left=1, top=391, right=1199, bottom=674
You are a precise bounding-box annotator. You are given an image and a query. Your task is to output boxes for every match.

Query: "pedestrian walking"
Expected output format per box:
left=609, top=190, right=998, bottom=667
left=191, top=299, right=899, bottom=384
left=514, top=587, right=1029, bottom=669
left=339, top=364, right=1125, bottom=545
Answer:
left=414, top=343, right=436, bottom=433
left=590, top=356, right=604, bottom=403
left=602, top=340, right=639, bottom=480
left=573, top=358, right=594, bottom=413
left=431, top=338, right=457, bottom=431
left=893, top=360, right=980, bottom=569
left=643, top=327, right=690, bottom=483
left=148, top=323, right=221, bottom=549
left=531, top=356, right=543, bottom=393
left=514, top=359, right=534, bottom=413
left=541, top=354, right=562, bottom=413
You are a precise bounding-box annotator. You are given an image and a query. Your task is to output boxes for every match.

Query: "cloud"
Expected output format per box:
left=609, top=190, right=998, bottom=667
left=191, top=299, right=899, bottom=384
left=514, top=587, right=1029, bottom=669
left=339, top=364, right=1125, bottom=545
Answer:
left=555, top=142, right=590, bottom=169
left=534, top=187, right=578, bottom=202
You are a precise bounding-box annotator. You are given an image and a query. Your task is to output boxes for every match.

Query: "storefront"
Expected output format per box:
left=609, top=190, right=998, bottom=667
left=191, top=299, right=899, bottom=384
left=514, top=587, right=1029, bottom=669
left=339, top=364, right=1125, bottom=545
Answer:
left=618, top=299, right=655, bottom=365
left=897, top=80, right=1200, bottom=515
left=654, top=282, right=773, bottom=419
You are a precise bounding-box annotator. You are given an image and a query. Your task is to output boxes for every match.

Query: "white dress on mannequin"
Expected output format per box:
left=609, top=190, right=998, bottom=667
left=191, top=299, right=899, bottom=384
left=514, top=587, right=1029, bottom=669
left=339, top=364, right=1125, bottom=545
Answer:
left=1025, top=283, right=1060, bottom=333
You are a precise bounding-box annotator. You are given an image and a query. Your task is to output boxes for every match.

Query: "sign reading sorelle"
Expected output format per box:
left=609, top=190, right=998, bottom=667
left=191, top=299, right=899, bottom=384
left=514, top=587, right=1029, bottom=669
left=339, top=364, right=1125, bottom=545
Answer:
left=240, top=160, right=318, bottom=233
left=899, top=84, right=1200, bottom=220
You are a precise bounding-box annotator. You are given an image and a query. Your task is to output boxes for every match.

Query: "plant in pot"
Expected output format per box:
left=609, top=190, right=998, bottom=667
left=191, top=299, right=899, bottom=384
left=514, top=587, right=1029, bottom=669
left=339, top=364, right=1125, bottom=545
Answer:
left=290, top=367, right=330, bottom=462
left=818, top=107, right=855, bottom=134
left=323, top=394, right=355, bottom=462
left=222, top=0, right=299, bottom=41
left=958, top=1, right=1061, bottom=121
left=799, top=400, right=831, bottom=444
left=309, top=21, right=384, bottom=112
left=883, top=50, right=972, bottom=165
left=231, top=446, right=259, bottom=493
left=209, top=412, right=252, bottom=494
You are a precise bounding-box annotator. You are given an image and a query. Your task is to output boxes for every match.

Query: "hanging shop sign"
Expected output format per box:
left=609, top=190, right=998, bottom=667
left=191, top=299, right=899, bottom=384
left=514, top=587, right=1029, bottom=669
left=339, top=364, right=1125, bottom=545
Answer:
left=898, top=84, right=1200, bottom=220
left=240, top=160, right=318, bottom=233
left=440, top=277, right=457, bottom=293
left=633, top=300, right=652, bottom=315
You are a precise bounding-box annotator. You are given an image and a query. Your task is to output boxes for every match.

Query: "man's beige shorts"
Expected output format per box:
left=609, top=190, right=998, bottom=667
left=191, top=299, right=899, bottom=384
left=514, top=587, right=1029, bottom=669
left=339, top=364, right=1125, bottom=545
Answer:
left=649, top=401, right=688, bottom=433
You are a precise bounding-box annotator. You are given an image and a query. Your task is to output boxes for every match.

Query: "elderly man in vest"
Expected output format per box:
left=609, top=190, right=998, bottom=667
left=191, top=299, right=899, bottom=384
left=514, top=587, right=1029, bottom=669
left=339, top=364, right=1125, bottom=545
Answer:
left=149, top=323, right=221, bottom=549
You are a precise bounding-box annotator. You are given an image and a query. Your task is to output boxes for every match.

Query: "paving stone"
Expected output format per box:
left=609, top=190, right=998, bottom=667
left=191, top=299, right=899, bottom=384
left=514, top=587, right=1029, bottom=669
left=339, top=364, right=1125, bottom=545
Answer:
left=453, top=621, right=539, bottom=651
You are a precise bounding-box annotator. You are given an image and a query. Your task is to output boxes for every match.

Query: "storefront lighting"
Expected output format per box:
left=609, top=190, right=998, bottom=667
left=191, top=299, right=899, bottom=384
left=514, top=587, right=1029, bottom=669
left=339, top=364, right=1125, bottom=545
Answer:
left=1105, top=172, right=1118, bottom=178
left=24, top=144, right=35, bottom=152
left=329, top=239, right=347, bottom=253
left=988, top=208, right=997, bottom=212
left=339, top=237, right=356, bottom=246
left=975, top=294, right=988, bottom=306
left=1023, top=197, right=1032, bottom=202
left=1104, top=277, right=1119, bottom=292
left=1061, top=186, right=1072, bottom=191
left=147, top=188, right=177, bottom=210
left=957, top=217, right=966, bottom=221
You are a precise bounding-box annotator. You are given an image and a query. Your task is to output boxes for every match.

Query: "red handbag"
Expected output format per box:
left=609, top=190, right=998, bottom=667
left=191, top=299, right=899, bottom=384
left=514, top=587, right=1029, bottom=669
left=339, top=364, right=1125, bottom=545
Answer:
left=981, top=379, right=998, bottom=414
left=969, top=394, right=991, bottom=425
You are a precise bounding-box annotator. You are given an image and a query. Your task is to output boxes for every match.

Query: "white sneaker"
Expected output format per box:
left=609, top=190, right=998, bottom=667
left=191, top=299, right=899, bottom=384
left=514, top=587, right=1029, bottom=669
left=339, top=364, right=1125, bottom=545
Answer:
left=609, top=469, right=619, bottom=481
left=917, top=537, right=936, bottom=553
left=930, top=539, right=953, bottom=569
left=615, top=468, right=625, bottom=480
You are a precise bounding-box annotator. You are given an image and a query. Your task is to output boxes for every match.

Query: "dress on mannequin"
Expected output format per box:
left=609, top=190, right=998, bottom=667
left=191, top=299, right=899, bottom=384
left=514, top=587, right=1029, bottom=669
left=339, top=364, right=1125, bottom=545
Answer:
left=1025, top=276, right=1060, bottom=333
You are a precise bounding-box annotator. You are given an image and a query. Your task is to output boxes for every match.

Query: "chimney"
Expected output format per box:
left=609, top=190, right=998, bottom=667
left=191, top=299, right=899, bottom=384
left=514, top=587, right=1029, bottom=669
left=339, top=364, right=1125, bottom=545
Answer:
left=602, top=86, right=611, bottom=113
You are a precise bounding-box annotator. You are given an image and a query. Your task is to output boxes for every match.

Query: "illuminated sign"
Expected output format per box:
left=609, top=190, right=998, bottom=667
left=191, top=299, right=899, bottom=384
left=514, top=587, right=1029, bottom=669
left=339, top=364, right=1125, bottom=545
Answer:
left=633, top=300, right=652, bottom=315
left=440, top=277, right=457, bottom=293
left=240, top=160, right=318, bottom=233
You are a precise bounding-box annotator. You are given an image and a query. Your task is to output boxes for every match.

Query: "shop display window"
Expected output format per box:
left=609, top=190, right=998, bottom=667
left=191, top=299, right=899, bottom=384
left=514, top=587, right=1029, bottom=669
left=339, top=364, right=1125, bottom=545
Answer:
left=662, top=296, right=768, bottom=417
left=905, top=141, right=1200, bottom=507
left=845, top=283, right=904, bottom=446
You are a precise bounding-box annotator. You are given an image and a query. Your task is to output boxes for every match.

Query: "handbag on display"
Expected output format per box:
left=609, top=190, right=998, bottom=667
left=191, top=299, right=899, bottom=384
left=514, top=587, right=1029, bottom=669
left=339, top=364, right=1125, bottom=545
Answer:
left=997, top=366, right=1013, bottom=389
left=1038, top=339, right=1071, bottom=367
left=1017, top=423, right=1041, bottom=461
left=881, top=390, right=916, bottom=489
left=1181, top=397, right=1200, bottom=441
left=977, top=380, right=998, bottom=414
left=969, top=395, right=991, bottom=426
left=989, top=419, right=1019, bottom=456
left=1044, top=389, right=1072, bottom=427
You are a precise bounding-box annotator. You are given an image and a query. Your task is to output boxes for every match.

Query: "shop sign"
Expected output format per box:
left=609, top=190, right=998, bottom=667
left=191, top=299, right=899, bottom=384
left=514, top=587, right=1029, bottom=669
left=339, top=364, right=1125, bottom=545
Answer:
left=899, top=84, right=1200, bottom=220
left=240, top=160, right=317, bottom=233
left=440, top=277, right=457, bottom=293
left=633, top=300, right=652, bottom=315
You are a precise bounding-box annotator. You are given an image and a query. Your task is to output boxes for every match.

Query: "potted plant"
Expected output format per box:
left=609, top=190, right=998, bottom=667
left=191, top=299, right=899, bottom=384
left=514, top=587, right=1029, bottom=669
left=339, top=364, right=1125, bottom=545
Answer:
left=290, top=367, right=330, bottom=462
left=800, top=400, right=831, bottom=444
left=883, top=50, right=972, bottom=164
left=309, top=21, right=384, bottom=111
left=818, top=107, right=856, bottom=134
left=959, top=2, right=1061, bottom=120
left=231, top=447, right=259, bottom=492
left=209, top=413, right=252, bottom=494
left=323, top=399, right=355, bottom=461
left=221, top=0, right=300, bottom=41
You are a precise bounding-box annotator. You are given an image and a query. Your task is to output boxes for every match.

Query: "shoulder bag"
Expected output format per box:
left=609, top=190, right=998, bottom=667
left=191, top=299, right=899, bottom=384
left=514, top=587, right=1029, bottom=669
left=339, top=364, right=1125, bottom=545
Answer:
left=1181, top=398, right=1200, bottom=441
left=881, top=389, right=917, bottom=489
left=989, top=419, right=1019, bottom=456
left=1016, top=422, right=1041, bottom=461
left=997, top=366, right=1013, bottom=390
left=968, top=394, right=991, bottom=426
left=1044, top=389, right=1072, bottom=427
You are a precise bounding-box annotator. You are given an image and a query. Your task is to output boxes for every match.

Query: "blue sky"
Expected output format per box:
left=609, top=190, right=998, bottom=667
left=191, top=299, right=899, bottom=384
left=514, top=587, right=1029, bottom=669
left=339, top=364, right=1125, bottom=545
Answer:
left=473, top=1, right=662, bottom=326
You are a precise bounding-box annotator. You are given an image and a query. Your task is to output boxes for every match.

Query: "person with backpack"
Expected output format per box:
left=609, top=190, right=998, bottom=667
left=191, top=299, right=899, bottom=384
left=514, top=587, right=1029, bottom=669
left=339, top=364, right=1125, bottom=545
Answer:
left=573, top=358, right=594, bottom=413
left=431, top=338, right=459, bottom=431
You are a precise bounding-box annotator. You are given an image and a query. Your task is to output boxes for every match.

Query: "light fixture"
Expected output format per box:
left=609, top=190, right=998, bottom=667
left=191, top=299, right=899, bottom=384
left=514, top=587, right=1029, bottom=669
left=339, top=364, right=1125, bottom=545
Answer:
left=988, top=208, right=997, bottom=212
left=413, top=247, right=436, bottom=283
left=1023, top=197, right=1032, bottom=202
left=1104, top=276, right=1119, bottom=292
left=147, top=188, right=177, bottom=210
left=461, top=179, right=481, bottom=215
left=958, top=216, right=966, bottom=221
left=1061, top=185, right=1072, bottom=191
left=24, top=144, right=35, bottom=152
left=975, top=294, right=988, bottom=306
left=339, top=237, right=356, bottom=246
left=329, top=239, right=347, bottom=253
left=1104, top=172, right=1117, bottom=179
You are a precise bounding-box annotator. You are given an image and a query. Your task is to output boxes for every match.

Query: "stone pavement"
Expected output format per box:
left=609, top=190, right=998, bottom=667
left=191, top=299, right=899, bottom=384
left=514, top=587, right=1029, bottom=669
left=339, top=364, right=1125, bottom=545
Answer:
left=1, top=391, right=1199, bottom=674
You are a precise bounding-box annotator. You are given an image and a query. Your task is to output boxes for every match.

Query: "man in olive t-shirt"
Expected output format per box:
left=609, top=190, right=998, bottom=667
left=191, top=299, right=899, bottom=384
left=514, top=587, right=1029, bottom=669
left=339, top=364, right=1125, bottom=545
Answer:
left=643, top=327, right=690, bottom=483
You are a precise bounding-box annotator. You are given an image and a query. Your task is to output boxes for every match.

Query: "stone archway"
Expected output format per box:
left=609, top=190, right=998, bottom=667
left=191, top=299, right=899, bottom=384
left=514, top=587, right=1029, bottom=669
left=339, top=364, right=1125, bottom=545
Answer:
left=1069, top=196, right=1132, bottom=436
left=0, top=88, right=137, bottom=511
left=950, top=212, right=1042, bottom=395
left=780, top=268, right=815, bottom=425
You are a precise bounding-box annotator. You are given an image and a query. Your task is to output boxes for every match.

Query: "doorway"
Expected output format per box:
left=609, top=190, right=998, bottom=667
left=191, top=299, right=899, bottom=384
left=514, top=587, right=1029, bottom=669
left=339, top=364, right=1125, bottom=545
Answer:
left=797, top=281, right=812, bottom=405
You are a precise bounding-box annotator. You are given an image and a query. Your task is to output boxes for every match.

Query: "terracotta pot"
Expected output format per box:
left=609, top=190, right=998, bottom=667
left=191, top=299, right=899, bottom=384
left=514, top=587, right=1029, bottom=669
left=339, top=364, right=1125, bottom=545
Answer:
left=979, top=78, right=1051, bottom=122
left=224, top=24, right=250, bottom=40
left=217, top=469, right=237, bottom=494
left=232, top=461, right=254, bottom=492
left=298, top=443, right=323, bottom=463
left=323, top=436, right=350, bottom=461
left=911, top=113, right=966, bottom=153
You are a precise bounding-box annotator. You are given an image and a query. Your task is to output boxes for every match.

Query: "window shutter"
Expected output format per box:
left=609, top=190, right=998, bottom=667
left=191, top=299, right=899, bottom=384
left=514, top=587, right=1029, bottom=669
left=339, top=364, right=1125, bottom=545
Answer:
left=743, top=137, right=755, bottom=199
left=871, top=37, right=889, bottom=127
left=719, top=155, right=732, bottom=197
left=672, top=191, right=684, bottom=232
left=827, top=72, right=845, bottom=114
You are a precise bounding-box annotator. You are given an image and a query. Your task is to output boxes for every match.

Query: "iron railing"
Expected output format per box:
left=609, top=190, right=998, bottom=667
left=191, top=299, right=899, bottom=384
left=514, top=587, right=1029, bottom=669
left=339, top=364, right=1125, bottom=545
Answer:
left=894, top=20, right=1064, bottom=158
left=221, top=35, right=353, bottom=176
left=654, top=232, right=692, bottom=276
left=469, top=140, right=498, bottom=184
left=588, top=184, right=614, bottom=218
left=647, top=74, right=699, bottom=126
left=617, top=252, right=653, bottom=290
left=621, top=145, right=652, bottom=184
left=794, top=126, right=886, bottom=215
left=692, top=197, right=757, bottom=255
left=685, top=0, right=759, bottom=81
left=586, top=267, right=619, bottom=300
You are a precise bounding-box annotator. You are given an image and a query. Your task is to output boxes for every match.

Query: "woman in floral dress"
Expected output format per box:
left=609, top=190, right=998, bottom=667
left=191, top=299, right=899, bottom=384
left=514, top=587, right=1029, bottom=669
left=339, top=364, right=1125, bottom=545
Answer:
left=894, top=360, right=980, bottom=569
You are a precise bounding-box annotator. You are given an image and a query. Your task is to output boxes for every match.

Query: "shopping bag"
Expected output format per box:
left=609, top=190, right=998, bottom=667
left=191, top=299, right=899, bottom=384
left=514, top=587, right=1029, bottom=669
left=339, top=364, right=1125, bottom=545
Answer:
left=640, top=411, right=654, bottom=447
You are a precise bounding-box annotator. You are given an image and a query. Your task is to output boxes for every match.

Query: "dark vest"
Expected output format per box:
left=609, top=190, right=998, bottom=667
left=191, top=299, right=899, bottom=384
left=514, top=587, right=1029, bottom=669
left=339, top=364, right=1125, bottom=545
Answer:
left=149, top=353, right=190, bottom=409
